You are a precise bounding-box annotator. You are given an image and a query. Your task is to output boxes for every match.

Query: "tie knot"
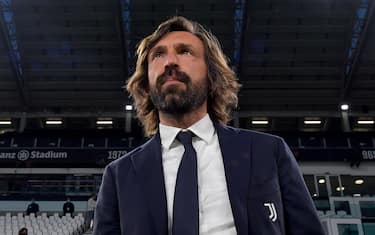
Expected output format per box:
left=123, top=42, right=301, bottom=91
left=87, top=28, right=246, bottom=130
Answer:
left=176, top=130, right=193, bottom=146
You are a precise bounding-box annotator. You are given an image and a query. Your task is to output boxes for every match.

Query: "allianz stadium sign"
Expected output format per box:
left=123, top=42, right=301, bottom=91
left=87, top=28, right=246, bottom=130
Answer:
left=0, top=150, right=67, bottom=160
left=0, top=148, right=128, bottom=167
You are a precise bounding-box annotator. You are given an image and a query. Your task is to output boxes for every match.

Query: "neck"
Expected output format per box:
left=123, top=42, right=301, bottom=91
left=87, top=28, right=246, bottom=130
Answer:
left=159, top=102, right=207, bottom=129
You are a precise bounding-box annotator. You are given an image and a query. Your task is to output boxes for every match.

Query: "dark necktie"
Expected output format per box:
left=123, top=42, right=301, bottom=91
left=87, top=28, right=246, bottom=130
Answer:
left=172, top=131, right=199, bottom=235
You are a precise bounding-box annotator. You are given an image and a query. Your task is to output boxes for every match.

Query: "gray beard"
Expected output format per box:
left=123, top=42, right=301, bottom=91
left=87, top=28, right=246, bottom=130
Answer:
left=149, top=70, right=207, bottom=115
left=150, top=85, right=207, bottom=115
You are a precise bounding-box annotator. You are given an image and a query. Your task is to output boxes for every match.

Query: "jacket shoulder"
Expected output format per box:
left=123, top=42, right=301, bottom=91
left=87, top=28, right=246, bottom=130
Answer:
left=105, top=136, right=155, bottom=169
left=219, top=125, right=284, bottom=144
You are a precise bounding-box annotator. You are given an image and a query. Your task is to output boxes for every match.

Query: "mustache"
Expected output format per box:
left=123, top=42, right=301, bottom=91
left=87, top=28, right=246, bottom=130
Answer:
left=156, top=67, right=190, bottom=87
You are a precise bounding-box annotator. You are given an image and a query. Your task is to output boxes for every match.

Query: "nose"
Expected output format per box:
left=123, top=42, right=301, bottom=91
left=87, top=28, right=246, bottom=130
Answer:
left=164, top=51, right=179, bottom=70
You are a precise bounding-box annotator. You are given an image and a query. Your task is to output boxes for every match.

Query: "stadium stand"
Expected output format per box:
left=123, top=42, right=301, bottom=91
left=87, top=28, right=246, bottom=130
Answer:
left=0, top=212, right=85, bottom=235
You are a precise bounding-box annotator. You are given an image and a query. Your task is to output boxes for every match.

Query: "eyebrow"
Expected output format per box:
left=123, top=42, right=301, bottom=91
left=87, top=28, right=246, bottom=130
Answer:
left=149, top=43, right=195, bottom=54
left=174, top=43, right=194, bottom=50
left=150, top=45, right=166, bottom=54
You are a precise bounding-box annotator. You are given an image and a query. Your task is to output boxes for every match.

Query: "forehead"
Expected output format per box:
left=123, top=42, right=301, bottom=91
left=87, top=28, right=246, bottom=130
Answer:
left=151, top=31, right=205, bottom=50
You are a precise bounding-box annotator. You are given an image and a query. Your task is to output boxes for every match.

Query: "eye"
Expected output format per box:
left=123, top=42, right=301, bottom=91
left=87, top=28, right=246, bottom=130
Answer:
left=154, top=52, right=163, bottom=58
left=151, top=51, right=164, bottom=59
left=182, top=49, right=192, bottom=55
left=179, top=47, right=192, bottom=55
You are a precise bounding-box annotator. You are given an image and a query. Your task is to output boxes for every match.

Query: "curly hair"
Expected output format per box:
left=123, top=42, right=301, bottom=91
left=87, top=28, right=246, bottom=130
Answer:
left=127, top=16, right=241, bottom=136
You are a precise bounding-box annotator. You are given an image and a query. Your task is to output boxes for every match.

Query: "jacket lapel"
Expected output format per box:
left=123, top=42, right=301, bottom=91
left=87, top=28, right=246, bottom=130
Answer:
left=131, top=133, right=168, bottom=235
left=216, top=124, right=251, bottom=235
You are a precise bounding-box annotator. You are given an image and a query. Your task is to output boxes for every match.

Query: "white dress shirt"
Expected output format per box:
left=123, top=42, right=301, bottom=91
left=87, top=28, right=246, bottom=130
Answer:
left=159, top=114, right=236, bottom=235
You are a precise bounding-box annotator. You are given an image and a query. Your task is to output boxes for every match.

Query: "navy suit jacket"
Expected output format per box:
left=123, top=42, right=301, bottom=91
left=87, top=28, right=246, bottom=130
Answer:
left=93, top=125, right=325, bottom=235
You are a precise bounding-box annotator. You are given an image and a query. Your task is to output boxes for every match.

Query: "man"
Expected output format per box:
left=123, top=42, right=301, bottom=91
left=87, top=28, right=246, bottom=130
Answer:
left=26, top=198, right=39, bottom=216
left=63, top=197, right=75, bottom=216
left=18, top=227, right=28, bottom=235
left=94, top=16, right=325, bottom=235
left=86, top=194, right=97, bottom=229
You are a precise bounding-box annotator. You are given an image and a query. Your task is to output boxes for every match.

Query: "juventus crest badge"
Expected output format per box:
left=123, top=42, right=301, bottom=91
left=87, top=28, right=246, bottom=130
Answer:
left=264, top=202, right=277, bottom=222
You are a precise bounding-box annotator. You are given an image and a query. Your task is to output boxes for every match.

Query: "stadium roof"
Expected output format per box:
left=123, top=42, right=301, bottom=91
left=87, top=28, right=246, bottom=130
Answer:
left=0, top=0, right=374, bottom=131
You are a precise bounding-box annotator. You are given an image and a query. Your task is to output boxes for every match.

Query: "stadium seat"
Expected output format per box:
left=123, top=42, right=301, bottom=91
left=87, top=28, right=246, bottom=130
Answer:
left=325, top=210, right=336, bottom=217
left=317, top=210, right=325, bottom=217
left=336, top=210, right=348, bottom=217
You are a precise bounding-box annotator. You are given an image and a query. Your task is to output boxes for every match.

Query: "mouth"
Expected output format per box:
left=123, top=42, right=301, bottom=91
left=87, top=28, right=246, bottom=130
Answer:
left=163, top=77, right=183, bottom=85
left=156, top=68, right=190, bottom=90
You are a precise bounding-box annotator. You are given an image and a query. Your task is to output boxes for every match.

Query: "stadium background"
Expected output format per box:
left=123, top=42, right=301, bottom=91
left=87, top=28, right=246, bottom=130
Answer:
left=0, top=0, right=375, bottom=234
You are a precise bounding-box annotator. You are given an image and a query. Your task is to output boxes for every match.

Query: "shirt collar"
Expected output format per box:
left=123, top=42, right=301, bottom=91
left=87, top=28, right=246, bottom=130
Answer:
left=159, top=114, right=215, bottom=150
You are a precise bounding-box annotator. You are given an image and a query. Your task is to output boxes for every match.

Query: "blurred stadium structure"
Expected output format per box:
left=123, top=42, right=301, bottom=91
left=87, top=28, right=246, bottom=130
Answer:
left=0, top=0, right=375, bottom=234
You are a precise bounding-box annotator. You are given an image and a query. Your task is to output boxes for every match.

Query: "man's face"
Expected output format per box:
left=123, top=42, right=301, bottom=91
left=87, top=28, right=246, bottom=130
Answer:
left=147, top=31, right=208, bottom=114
